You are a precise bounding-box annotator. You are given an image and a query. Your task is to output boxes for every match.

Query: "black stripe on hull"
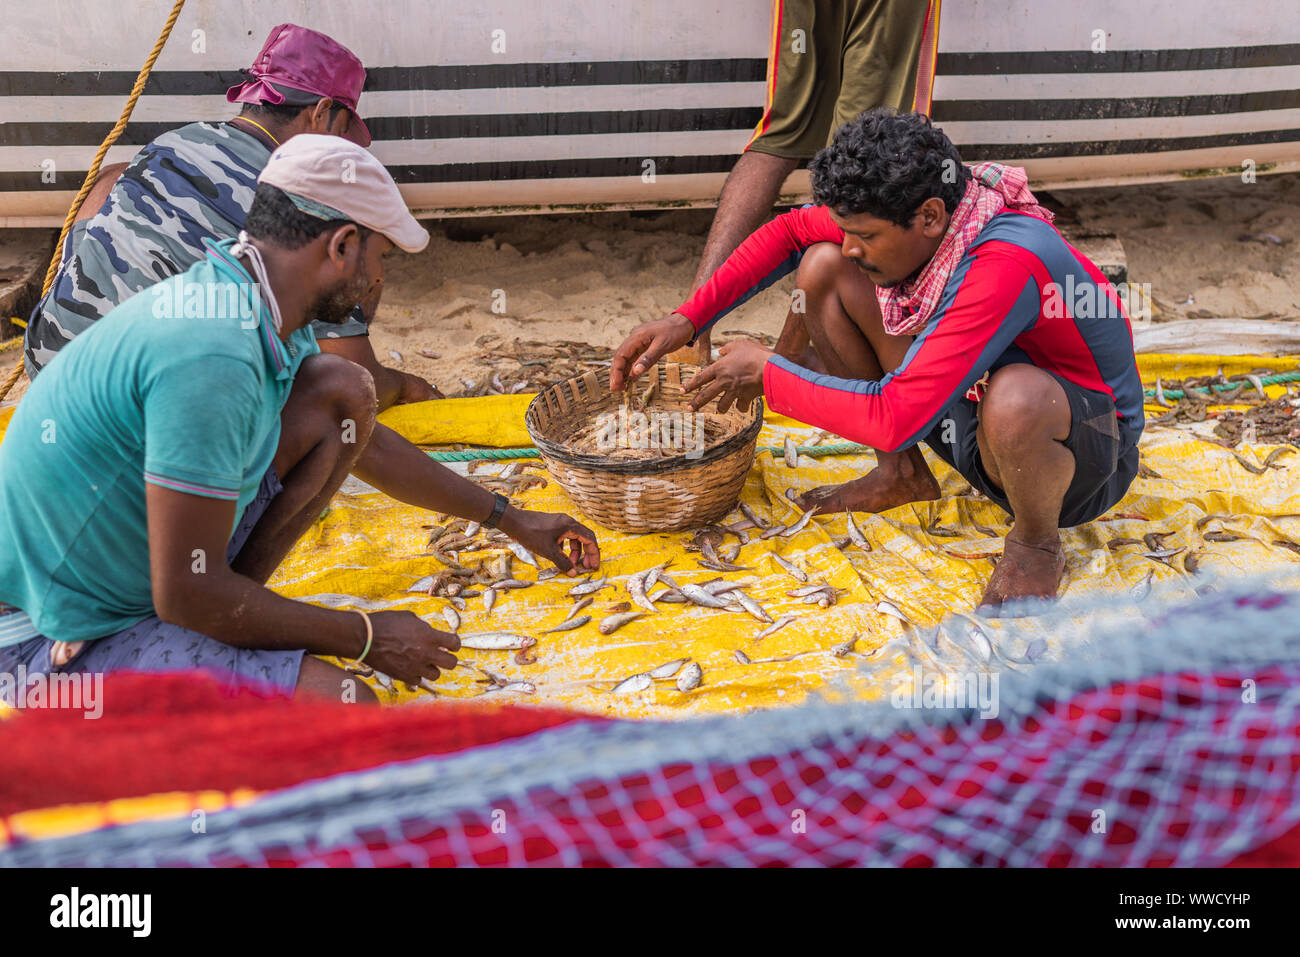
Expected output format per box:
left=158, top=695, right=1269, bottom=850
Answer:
left=0, top=108, right=766, bottom=148
left=938, top=43, right=1300, bottom=75
left=2, top=127, right=1296, bottom=192
left=0, top=59, right=767, bottom=98
left=933, top=88, right=1300, bottom=123
left=3, top=42, right=1297, bottom=97
left=956, top=126, right=1300, bottom=161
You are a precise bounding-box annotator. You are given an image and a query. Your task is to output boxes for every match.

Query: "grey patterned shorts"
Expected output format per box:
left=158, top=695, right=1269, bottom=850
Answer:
left=924, top=368, right=1139, bottom=528
left=0, top=468, right=306, bottom=695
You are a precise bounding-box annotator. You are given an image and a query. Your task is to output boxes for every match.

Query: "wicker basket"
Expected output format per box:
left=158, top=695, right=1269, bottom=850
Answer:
left=525, top=362, right=763, bottom=533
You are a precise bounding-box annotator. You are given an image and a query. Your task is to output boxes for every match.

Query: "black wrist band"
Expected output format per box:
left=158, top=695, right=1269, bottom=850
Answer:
left=483, top=492, right=509, bottom=529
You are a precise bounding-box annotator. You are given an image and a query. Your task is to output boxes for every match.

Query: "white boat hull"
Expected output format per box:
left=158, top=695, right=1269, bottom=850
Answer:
left=1, top=0, right=1296, bottom=225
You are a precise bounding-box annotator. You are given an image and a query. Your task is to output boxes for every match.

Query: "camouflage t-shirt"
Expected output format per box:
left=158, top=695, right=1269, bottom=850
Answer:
left=24, top=121, right=367, bottom=376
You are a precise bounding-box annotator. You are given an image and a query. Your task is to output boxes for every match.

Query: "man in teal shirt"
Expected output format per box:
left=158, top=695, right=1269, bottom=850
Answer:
left=0, top=135, right=600, bottom=701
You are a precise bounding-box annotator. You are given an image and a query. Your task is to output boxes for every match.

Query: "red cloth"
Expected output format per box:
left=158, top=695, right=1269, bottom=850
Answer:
left=877, top=164, right=1055, bottom=336
left=0, top=671, right=596, bottom=817
left=3, top=668, right=1297, bottom=867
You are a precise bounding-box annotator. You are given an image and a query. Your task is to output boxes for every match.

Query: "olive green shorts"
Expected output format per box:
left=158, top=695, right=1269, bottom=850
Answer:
left=746, top=0, right=938, bottom=160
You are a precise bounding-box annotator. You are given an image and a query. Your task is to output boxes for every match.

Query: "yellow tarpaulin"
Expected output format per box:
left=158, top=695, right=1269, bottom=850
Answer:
left=2, top=354, right=1297, bottom=719
left=264, top=354, right=1300, bottom=718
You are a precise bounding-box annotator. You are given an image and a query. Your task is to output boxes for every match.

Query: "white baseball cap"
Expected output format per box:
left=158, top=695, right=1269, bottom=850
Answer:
left=258, top=133, right=429, bottom=253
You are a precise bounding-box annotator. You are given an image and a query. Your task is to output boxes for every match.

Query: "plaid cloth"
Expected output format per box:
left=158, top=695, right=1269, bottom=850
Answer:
left=878, top=163, right=1055, bottom=338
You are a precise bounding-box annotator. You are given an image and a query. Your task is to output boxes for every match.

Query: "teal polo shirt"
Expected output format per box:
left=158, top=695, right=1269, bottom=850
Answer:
left=0, top=238, right=319, bottom=642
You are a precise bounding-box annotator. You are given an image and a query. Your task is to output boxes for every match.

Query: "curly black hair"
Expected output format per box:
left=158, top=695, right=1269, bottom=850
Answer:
left=245, top=182, right=372, bottom=250
left=809, top=108, right=969, bottom=227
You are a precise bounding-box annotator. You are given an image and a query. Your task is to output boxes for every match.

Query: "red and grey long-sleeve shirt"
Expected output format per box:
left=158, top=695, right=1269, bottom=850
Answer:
left=677, top=204, right=1144, bottom=455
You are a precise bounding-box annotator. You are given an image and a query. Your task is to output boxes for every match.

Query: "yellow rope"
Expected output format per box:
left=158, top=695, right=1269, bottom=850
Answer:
left=0, top=0, right=187, bottom=403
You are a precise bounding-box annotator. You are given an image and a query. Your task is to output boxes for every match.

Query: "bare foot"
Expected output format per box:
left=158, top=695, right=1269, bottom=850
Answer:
left=796, top=453, right=941, bottom=515
left=49, top=640, right=85, bottom=667
left=978, top=536, right=1066, bottom=613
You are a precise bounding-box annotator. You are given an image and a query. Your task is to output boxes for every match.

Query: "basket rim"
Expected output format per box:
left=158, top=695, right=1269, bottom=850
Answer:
left=524, top=375, right=764, bottom=475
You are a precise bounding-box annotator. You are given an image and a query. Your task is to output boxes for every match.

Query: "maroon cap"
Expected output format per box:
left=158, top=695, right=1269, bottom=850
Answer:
left=226, top=23, right=371, bottom=147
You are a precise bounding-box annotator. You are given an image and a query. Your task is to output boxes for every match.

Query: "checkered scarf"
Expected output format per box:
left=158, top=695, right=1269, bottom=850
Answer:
left=877, top=164, right=1054, bottom=337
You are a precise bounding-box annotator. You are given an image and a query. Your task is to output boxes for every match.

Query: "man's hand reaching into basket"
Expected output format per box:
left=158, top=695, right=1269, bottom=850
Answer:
left=683, top=339, right=772, bottom=413
left=609, top=313, right=697, bottom=393
left=500, top=508, right=602, bottom=577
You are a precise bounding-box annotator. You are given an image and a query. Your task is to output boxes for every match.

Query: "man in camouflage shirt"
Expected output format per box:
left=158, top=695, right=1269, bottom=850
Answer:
left=24, top=23, right=437, bottom=410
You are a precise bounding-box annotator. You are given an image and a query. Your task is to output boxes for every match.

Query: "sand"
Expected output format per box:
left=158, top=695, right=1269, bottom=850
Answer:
left=4, top=170, right=1296, bottom=407
left=367, top=171, right=1300, bottom=396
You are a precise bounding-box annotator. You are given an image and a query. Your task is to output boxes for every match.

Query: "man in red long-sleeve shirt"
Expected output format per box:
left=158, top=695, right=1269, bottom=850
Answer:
left=610, top=109, right=1143, bottom=610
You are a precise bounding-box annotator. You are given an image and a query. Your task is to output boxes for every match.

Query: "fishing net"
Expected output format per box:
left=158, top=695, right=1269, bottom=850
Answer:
left=1, top=352, right=1298, bottom=865
left=2, top=567, right=1299, bottom=867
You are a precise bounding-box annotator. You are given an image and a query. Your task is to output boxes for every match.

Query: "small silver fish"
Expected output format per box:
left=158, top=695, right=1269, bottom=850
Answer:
left=442, top=606, right=461, bottom=632
left=483, top=586, right=497, bottom=615
left=508, top=542, right=540, bottom=568
left=544, top=615, right=591, bottom=633
left=845, top=512, right=871, bottom=551
left=680, top=584, right=732, bottom=609
left=831, top=635, right=859, bottom=657
left=449, top=596, right=467, bottom=611
left=494, top=579, right=534, bottom=590
left=599, top=611, right=644, bottom=635
left=418, top=677, right=439, bottom=695
left=569, top=575, right=609, bottom=597
left=739, top=503, right=768, bottom=529
left=784, top=436, right=800, bottom=469
left=755, top=615, right=797, bottom=641
left=730, top=592, right=772, bottom=623
left=732, top=649, right=752, bottom=665
left=703, top=581, right=747, bottom=597
left=788, top=583, right=832, bottom=598
left=611, top=673, right=654, bottom=695
left=1144, top=547, right=1185, bottom=561
left=1154, top=378, right=1171, bottom=408
left=1131, top=569, right=1155, bottom=601
left=876, top=599, right=911, bottom=624
left=967, top=626, right=993, bottom=663
left=675, top=662, right=703, bottom=692
left=538, top=568, right=560, bottom=582
left=561, top=597, right=594, bottom=623
left=701, top=540, right=748, bottom=572
left=771, top=553, right=808, bottom=583
left=484, top=680, right=536, bottom=695
left=720, top=542, right=743, bottom=563
left=648, top=658, right=688, bottom=679
left=373, top=670, right=395, bottom=693
left=458, top=632, right=536, bottom=650
left=464, top=521, right=482, bottom=538
left=407, top=575, right=437, bottom=593
left=628, top=571, right=658, bottom=613
left=781, top=509, right=815, bottom=538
